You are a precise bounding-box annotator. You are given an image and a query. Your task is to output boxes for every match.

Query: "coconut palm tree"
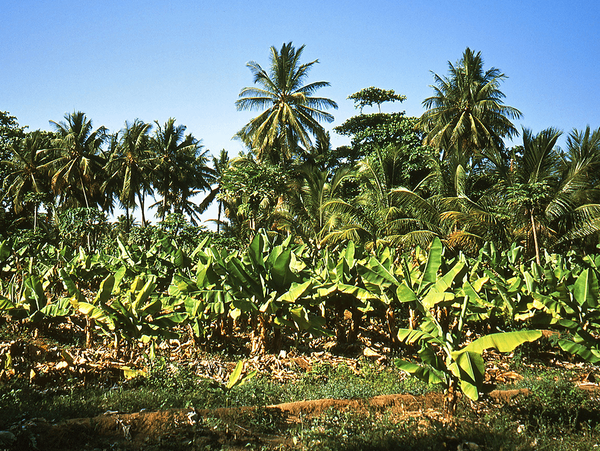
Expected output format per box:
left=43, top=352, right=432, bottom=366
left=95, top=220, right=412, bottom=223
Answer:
left=505, top=128, right=563, bottom=263
left=276, top=163, right=350, bottom=247
left=1, top=131, right=53, bottom=228
left=418, top=48, right=522, bottom=161
left=103, top=120, right=154, bottom=226
left=235, top=42, right=338, bottom=164
left=429, top=126, right=600, bottom=257
left=43, top=112, right=108, bottom=211
left=436, top=160, right=509, bottom=253
left=542, top=126, right=600, bottom=251
left=322, top=146, right=443, bottom=250
left=151, top=118, right=215, bottom=223
left=197, top=149, right=231, bottom=232
left=564, top=126, right=600, bottom=190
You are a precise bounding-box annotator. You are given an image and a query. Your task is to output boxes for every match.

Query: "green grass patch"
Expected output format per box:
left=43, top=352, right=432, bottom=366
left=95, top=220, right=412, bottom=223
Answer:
left=2, top=355, right=599, bottom=450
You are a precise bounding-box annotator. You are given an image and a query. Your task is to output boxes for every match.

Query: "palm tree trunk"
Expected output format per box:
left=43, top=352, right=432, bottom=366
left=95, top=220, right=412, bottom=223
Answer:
left=531, top=210, right=541, bottom=265
left=80, top=175, right=90, bottom=209
left=162, top=194, right=167, bottom=222
left=138, top=192, right=147, bottom=227
left=217, top=201, right=222, bottom=233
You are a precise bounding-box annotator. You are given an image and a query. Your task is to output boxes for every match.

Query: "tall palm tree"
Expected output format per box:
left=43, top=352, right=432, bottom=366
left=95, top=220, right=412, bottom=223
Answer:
left=418, top=48, right=522, bottom=160
left=151, top=118, right=215, bottom=223
left=198, top=149, right=230, bottom=232
left=43, top=112, right=108, bottom=211
left=103, top=120, right=154, bottom=226
left=1, top=131, right=53, bottom=228
left=543, top=126, right=600, bottom=250
left=564, top=126, right=600, bottom=190
left=427, top=126, right=600, bottom=257
left=235, top=42, right=338, bottom=164
left=506, top=128, right=562, bottom=263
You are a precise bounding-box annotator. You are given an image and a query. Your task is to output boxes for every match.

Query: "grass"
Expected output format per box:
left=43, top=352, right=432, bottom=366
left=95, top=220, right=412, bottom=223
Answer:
left=1, top=320, right=599, bottom=449
left=196, top=400, right=600, bottom=450
left=2, top=354, right=599, bottom=450
left=0, top=357, right=418, bottom=427
left=225, top=359, right=435, bottom=408
left=284, top=390, right=600, bottom=451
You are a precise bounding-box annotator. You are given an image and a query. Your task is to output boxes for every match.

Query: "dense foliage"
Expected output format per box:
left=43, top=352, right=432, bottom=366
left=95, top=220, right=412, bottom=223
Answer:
left=1, top=44, right=600, bottom=410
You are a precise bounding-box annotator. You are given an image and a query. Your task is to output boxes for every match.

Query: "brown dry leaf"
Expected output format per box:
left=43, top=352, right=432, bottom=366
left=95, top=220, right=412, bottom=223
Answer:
left=363, top=347, right=381, bottom=358
left=293, top=357, right=311, bottom=371
left=55, top=361, right=69, bottom=370
left=496, top=371, right=524, bottom=383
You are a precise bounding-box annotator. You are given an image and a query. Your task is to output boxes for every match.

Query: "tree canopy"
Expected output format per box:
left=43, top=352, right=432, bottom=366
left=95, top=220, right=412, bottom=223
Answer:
left=235, top=42, right=338, bottom=165
left=417, top=48, right=522, bottom=160
left=1, top=46, right=599, bottom=260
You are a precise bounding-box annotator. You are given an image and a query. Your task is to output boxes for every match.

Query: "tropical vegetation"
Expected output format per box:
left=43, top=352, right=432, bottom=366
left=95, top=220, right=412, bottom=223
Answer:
left=1, top=43, right=600, bottom=447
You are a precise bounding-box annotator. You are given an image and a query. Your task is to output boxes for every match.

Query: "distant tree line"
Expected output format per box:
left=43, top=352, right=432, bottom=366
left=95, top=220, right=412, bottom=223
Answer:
left=2, top=43, right=600, bottom=260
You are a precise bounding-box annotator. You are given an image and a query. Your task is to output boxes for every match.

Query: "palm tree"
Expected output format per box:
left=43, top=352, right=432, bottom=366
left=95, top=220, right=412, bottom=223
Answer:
left=1, top=131, right=53, bottom=228
left=235, top=42, right=338, bottom=164
left=322, top=146, right=443, bottom=250
left=436, top=161, right=509, bottom=253
left=504, top=128, right=563, bottom=263
left=435, top=126, right=600, bottom=258
left=564, top=126, right=600, bottom=190
left=103, top=120, right=154, bottom=226
left=198, top=149, right=230, bottom=232
left=542, top=126, right=600, bottom=251
left=43, top=112, right=108, bottom=211
left=151, top=118, right=215, bottom=223
left=276, top=163, right=350, bottom=247
left=418, top=48, right=522, bottom=160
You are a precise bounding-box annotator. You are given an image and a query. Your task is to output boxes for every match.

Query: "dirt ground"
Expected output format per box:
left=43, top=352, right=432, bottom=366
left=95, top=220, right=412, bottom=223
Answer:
left=5, top=388, right=549, bottom=451
left=2, top=324, right=599, bottom=450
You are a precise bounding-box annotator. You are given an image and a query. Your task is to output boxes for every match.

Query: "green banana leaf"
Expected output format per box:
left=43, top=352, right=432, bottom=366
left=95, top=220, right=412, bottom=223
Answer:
left=461, top=330, right=543, bottom=354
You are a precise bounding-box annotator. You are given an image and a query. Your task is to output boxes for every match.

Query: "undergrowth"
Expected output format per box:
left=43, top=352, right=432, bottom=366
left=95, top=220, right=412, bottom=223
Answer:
left=1, top=345, right=599, bottom=450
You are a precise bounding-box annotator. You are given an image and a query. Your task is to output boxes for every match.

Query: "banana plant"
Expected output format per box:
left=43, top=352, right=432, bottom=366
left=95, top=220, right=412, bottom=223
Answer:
left=59, top=246, right=111, bottom=291
left=476, top=243, right=547, bottom=323
left=397, top=319, right=542, bottom=411
left=395, top=238, right=456, bottom=327
left=0, top=240, right=14, bottom=280
left=394, top=238, right=543, bottom=412
left=531, top=265, right=600, bottom=363
left=0, top=271, right=72, bottom=324
left=63, top=267, right=120, bottom=347
left=314, top=241, right=375, bottom=343
left=168, top=243, right=236, bottom=340
left=228, top=230, right=322, bottom=351
left=113, top=232, right=192, bottom=290
left=357, top=245, right=409, bottom=343
left=72, top=272, right=187, bottom=350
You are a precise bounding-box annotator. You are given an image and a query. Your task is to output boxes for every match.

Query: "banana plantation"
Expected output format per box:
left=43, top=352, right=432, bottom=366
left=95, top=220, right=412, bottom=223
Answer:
left=1, top=43, right=600, bottom=449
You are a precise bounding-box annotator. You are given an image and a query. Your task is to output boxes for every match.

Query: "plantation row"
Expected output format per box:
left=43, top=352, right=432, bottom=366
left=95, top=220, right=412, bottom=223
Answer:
left=1, top=227, right=599, bottom=405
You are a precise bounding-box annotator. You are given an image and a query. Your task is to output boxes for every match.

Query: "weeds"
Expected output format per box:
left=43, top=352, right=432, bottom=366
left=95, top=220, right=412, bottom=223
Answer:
left=1, top=354, right=599, bottom=450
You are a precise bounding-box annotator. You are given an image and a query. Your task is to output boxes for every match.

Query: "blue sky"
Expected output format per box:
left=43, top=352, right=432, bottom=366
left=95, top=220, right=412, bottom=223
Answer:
left=2, top=0, right=599, bottom=223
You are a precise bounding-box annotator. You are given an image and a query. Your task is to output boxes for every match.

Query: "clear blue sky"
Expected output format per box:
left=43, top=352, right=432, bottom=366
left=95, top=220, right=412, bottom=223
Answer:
left=2, top=0, right=599, bottom=223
